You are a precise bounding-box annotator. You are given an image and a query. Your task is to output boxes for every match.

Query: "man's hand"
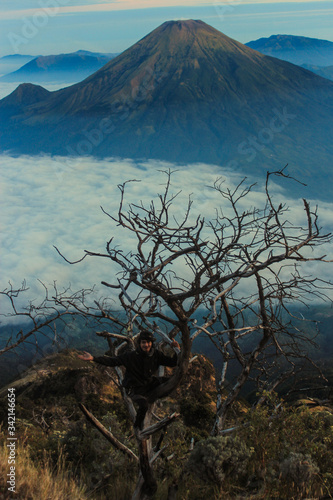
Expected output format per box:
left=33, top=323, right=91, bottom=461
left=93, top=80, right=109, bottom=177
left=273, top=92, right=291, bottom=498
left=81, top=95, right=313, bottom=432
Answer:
left=78, top=351, right=94, bottom=361
left=171, top=340, right=180, bottom=350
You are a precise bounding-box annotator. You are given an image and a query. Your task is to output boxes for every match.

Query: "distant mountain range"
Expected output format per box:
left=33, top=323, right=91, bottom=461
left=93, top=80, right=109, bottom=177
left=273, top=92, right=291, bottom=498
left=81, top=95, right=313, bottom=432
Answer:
left=246, top=35, right=333, bottom=81
left=1, top=21, right=332, bottom=200
left=246, top=34, right=333, bottom=66
left=0, top=50, right=117, bottom=83
left=2, top=35, right=333, bottom=84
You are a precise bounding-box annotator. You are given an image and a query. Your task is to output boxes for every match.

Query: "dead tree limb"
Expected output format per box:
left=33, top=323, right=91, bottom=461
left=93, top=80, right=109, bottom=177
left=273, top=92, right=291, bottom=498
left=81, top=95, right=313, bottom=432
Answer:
left=138, top=412, right=179, bottom=439
left=79, top=403, right=138, bottom=462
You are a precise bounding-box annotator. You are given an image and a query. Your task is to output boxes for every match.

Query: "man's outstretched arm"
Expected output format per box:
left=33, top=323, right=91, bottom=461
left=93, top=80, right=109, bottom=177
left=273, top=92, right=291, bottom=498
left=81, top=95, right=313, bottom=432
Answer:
left=78, top=351, right=125, bottom=367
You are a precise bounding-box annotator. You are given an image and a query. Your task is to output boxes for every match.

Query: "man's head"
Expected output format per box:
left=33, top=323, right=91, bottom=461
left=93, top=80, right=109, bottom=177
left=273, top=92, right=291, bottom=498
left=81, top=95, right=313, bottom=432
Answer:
left=138, top=330, right=155, bottom=353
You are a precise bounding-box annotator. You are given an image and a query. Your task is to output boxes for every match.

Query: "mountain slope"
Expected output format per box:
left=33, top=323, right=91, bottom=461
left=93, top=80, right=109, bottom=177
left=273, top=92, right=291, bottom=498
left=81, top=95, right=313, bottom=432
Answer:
left=0, top=20, right=332, bottom=198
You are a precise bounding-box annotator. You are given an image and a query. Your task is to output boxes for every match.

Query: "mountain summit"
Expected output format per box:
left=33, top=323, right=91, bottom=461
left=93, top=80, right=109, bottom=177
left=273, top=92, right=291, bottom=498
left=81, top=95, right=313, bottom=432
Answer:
left=1, top=20, right=332, bottom=196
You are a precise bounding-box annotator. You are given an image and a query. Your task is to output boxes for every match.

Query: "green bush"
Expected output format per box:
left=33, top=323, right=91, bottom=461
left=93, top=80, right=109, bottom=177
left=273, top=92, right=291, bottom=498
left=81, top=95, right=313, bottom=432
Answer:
left=238, top=395, right=333, bottom=498
left=279, top=452, right=319, bottom=491
left=187, top=435, right=253, bottom=486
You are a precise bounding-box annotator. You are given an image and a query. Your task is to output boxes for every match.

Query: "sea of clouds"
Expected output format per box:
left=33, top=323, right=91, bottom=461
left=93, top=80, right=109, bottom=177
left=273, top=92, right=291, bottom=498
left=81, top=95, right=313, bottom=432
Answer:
left=1, top=154, right=332, bottom=320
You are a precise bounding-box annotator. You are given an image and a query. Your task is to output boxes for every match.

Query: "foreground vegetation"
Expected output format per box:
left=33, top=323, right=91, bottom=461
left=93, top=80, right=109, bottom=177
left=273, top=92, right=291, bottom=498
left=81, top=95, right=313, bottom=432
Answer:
left=0, top=432, right=87, bottom=499
left=0, top=350, right=332, bottom=499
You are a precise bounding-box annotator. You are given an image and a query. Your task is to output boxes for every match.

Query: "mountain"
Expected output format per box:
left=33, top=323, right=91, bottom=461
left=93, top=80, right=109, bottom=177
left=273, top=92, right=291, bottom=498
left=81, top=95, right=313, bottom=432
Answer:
left=1, top=20, right=333, bottom=199
left=246, top=34, right=333, bottom=67
left=0, top=54, right=36, bottom=63
left=0, top=347, right=331, bottom=499
left=0, top=54, right=37, bottom=77
left=0, top=50, right=117, bottom=83
left=245, top=35, right=333, bottom=82
left=302, top=64, right=333, bottom=81
left=0, top=348, right=220, bottom=497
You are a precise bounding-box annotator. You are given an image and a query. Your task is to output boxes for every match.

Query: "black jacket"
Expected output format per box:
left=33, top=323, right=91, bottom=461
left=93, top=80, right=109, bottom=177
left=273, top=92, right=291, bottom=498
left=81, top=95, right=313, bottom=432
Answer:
left=93, top=347, right=178, bottom=390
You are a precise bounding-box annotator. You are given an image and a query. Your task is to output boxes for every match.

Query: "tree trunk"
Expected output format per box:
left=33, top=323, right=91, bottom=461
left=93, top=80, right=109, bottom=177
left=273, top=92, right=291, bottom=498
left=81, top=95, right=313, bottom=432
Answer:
left=131, top=405, right=157, bottom=500
left=167, top=481, right=178, bottom=500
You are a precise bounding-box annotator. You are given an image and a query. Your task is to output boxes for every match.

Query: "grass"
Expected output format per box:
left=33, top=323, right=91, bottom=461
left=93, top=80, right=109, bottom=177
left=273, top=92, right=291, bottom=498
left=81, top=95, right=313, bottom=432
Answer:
left=0, top=433, right=88, bottom=500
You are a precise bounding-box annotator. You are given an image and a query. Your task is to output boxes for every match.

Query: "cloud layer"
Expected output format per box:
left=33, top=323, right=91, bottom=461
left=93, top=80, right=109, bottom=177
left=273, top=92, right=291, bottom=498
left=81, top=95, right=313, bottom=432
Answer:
left=1, top=154, right=332, bottom=317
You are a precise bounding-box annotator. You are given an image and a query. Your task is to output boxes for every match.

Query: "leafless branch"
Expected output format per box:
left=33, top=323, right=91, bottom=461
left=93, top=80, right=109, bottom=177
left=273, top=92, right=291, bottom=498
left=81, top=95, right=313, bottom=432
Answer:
left=79, top=403, right=138, bottom=461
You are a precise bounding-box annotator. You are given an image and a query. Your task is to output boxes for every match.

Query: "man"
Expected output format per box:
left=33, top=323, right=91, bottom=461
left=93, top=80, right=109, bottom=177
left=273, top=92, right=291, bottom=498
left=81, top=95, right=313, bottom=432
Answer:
left=78, top=330, right=180, bottom=428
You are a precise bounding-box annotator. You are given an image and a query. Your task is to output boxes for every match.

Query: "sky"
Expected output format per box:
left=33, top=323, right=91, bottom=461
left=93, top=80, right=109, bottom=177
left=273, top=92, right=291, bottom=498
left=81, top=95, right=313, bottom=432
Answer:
left=0, top=0, right=332, bottom=58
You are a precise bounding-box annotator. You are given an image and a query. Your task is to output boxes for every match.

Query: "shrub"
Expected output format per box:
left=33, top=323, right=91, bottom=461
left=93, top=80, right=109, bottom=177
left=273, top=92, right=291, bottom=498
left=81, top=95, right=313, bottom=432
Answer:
left=187, top=435, right=253, bottom=486
left=239, top=396, right=333, bottom=498
left=280, top=451, right=319, bottom=484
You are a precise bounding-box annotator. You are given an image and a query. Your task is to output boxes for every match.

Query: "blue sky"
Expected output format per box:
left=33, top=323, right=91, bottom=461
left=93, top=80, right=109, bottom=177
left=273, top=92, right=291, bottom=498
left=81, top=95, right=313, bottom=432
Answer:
left=0, top=1, right=332, bottom=57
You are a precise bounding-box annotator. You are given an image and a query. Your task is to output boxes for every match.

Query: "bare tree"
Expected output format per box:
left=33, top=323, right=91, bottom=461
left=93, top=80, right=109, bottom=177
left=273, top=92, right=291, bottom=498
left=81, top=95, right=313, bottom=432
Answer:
left=1, top=168, right=332, bottom=498
left=56, top=168, right=331, bottom=497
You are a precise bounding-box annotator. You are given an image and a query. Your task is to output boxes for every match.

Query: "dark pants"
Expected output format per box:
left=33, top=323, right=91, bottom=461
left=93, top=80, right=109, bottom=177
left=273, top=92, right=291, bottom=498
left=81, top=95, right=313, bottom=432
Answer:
left=128, top=377, right=169, bottom=428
